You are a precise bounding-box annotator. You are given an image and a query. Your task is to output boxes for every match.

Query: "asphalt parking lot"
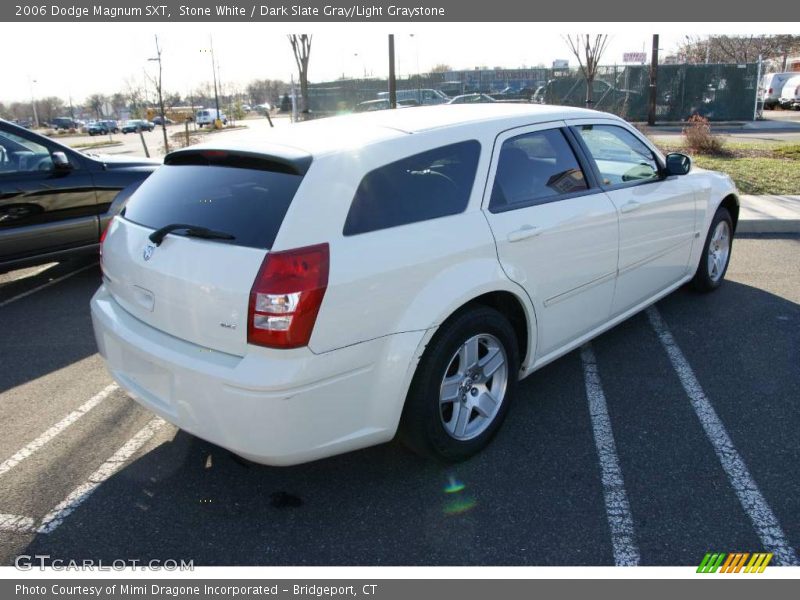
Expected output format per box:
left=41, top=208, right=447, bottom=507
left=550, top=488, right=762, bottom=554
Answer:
left=0, top=234, right=798, bottom=567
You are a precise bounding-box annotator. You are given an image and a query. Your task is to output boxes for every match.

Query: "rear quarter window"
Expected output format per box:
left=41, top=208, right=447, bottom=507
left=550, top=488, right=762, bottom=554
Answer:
left=122, top=162, right=303, bottom=250
left=343, top=140, right=481, bottom=236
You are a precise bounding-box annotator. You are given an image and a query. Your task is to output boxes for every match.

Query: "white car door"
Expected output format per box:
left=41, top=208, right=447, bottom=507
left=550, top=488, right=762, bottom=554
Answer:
left=482, top=122, right=619, bottom=361
left=568, top=119, right=697, bottom=316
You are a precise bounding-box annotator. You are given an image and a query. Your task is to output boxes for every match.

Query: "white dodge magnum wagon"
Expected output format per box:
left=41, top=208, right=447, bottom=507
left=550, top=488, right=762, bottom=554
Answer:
left=91, top=104, right=738, bottom=465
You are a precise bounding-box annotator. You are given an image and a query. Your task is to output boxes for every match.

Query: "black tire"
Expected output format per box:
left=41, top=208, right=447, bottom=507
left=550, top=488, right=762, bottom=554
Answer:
left=399, top=305, right=520, bottom=461
left=692, top=206, right=733, bottom=292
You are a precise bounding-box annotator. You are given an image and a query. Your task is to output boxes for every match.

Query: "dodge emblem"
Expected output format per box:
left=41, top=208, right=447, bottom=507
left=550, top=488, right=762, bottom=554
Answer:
left=143, top=245, right=155, bottom=261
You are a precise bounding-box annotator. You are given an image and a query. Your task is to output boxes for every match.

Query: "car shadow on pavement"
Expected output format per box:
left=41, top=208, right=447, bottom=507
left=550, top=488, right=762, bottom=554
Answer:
left=19, top=349, right=615, bottom=566
left=0, top=259, right=100, bottom=395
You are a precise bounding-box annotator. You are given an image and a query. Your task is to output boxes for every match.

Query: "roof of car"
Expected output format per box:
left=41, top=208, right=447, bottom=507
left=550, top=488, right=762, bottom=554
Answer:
left=191, top=104, right=613, bottom=157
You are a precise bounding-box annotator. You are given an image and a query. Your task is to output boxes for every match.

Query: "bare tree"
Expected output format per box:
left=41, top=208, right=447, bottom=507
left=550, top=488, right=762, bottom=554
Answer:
left=36, top=96, right=65, bottom=124
left=86, top=94, right=108, bottom=120
left=288, top=34, right=312, bottom=118
left=246, top=79, right=286, bottom=106
left=123, top=77, right=146, bottom=118
left=564, top=34, right=611, bottom=107
left=430, top=64, right=452, bottom=73
left=678, top=34, right=800, bottom=66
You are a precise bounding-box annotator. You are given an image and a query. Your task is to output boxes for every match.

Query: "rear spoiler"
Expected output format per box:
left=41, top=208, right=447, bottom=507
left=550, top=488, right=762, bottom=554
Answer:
left=165, top=147, right=313, bottom=176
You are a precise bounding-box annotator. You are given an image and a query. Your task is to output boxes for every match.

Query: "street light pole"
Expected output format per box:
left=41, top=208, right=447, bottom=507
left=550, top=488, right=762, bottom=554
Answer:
left=210, top=36, right=221, bottom=126
left=199, top=38, right=222, bottom=128
left=28, top=76, right=39, bottom=128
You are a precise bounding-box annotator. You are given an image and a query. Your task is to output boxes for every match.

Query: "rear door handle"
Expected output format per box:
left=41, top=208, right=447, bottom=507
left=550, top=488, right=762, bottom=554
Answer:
left=620, top=200, right=642, bottom=214
left=507, top=225, right=542, bottom=242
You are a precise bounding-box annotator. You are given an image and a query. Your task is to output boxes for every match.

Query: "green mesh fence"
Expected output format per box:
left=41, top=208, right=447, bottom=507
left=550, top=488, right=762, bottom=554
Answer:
left=305, top=63, right=759, bottom=121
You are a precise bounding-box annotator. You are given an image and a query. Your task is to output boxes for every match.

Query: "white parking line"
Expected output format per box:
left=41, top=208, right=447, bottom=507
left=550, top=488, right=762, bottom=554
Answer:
left=646, top=306, right=799, bottom=566
left=3, top=262, right=58, bottom=283
left=0, top=513, right=36, bottom=534
left=0, top=261, right=98, bottom=309
left=37, top=416, right=166, bottom=534
left=580, top=344, right=641, bottom=566
left=0, top=383, right=119, bottom=478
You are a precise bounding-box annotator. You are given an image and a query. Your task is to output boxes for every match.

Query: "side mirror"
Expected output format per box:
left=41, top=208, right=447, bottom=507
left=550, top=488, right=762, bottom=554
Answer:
left=52, top=151, right=73, bottom=172
left=665, top=152, right=691, bottom=176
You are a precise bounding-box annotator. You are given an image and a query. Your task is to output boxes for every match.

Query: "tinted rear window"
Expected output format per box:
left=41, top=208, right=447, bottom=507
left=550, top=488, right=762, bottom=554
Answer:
left=122, top=164, right=303, bottom=250
left=343, top=140, right=481, bottom=236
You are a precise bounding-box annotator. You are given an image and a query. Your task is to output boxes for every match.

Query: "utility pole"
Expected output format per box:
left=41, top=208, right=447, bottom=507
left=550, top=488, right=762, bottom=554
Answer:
left=388, top=34, right=397, bottom=109
left=201, top=36, right=222, bottom=127
left=28, top=77, right=39, bottom=128
left=648, top=34, right=659, bottom=126
left=212, top=37, right=221, bottom=124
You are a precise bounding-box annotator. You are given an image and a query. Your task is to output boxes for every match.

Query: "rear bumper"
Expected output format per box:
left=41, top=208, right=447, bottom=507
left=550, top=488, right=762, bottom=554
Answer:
left=91, top=285, right=426, bottom=465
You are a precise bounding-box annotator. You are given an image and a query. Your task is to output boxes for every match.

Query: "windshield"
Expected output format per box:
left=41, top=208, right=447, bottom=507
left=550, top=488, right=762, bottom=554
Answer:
left=122, top=162, right=305, bottom=250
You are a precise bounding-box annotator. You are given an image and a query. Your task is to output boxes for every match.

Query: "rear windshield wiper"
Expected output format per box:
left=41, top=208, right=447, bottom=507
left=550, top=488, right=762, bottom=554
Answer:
left=148, top=223, right=236, bottom=246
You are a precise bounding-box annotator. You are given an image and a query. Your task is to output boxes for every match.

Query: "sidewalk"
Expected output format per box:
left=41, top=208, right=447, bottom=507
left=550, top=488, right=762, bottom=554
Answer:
left=738, top=195, right=800, bottom=234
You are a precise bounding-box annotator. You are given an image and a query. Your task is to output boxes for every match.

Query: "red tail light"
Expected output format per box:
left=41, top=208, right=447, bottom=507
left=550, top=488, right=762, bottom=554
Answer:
left=248, top=243, right=329, bottom=349
left=768, top=87, right=773, bottom=94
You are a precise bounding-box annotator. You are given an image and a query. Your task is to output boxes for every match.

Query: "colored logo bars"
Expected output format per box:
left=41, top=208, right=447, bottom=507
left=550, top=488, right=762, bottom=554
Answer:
left=697, top=552, right=773, bottom=573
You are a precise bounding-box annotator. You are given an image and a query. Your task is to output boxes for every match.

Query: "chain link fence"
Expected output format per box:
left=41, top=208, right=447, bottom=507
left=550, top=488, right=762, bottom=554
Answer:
left=305, top=63, right=760, bottom=121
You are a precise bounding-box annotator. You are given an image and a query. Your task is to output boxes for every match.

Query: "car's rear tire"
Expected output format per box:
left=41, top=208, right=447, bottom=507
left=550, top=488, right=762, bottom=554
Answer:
left=399, top=305, right=519, bottom=461
left=692, top=206, right=733, bottom=292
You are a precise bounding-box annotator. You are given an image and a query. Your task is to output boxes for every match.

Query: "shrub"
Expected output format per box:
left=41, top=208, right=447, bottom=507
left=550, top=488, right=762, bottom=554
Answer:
left=682, top=115, right=726, bottom=155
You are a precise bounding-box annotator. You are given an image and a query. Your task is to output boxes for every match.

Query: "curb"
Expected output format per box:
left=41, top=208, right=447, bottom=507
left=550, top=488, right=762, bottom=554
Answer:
left=737, top=219, right=800, bottom=234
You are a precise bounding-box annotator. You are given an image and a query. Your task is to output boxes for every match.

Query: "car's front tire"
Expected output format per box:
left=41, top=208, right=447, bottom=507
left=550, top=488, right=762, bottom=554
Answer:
left=692, top=206, right=733, bottom=292
left=400, top=305, right=519, bottom=461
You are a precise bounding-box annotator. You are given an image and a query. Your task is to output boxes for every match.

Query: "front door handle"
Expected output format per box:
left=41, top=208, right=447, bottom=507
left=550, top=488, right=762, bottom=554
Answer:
left=507, top=225, right=542, bottom=242
left=620, top=200, right=642, bottom=214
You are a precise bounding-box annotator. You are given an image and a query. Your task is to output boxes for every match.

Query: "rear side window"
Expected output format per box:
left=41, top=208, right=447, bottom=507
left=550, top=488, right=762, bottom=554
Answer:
left=489, top=128, right=588, bottom=212
left=343, top=140, right=481, bottom=236
left=122, top=163, right=303, bottom=250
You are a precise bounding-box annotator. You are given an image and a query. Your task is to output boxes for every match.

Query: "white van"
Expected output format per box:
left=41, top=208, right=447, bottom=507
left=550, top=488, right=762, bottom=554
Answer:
left=195, top=108, right=227, bottom=127
left=778, top=75, right=800, bottom=110
left=761, top=73, right=796, bottom=109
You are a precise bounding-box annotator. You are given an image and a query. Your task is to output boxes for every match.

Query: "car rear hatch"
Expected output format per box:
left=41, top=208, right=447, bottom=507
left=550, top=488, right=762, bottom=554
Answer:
left=101, top=147, right=311, bottom=357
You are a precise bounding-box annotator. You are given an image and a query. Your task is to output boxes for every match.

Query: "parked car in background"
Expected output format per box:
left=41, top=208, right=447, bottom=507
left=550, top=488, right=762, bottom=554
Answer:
left=92, top=104, right=739, bottom=467
left=377, top=88, right=449, bottom=105
left=88, top=120, right=119, bottom=136
left=353, top=99, right=419, bottom=112
left=778, top=75, right=800, bottom=110
left=152, top=116, right=175, bottom=126
left=762, top=72, right=797, bottom=109
left=51, top=117, right=80, bottom=131
left=195, top=109, right=227, bottom=126
left=0, top=119, right=158, bottom=272
left=121, top=119, right=155, bottom=133
left=87, top=122, right=109, bottom=136
left=492, top=86, right=540, bottom=102
left=447, top=93, right=497, bottom=104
